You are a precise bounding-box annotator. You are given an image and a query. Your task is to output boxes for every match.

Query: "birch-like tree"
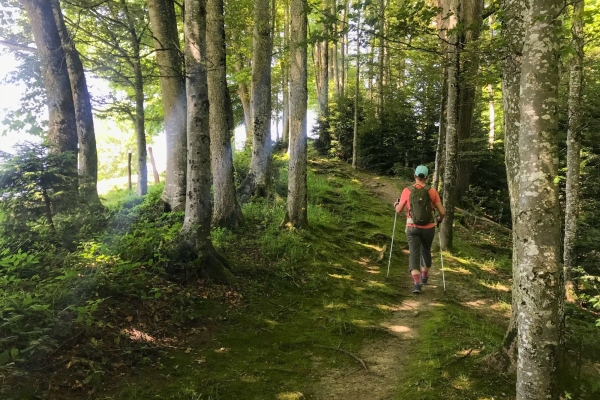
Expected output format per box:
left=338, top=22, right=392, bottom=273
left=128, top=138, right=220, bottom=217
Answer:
left=22, top=0, right=78, bottom=174
left=514, top=0, right=564, bottom=398
left=50, top=0, right=99, bottom=203
left=283, top=0, right=308, bottom=228
left=564, top=0, right=585, bottom=280
left=207, top=0, right=243, bottom=228
left=147, top=0, right=187, bottom=211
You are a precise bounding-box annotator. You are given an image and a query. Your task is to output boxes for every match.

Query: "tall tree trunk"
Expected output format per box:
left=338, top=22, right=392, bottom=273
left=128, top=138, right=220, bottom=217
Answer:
left=332, top=0, right=340, bottom=96
left=22, top=0, right=77, bottom=173
left=487, top=83, right=495, bottom=148
left=440, top=0, right=459, bottom=251
left=207, top=0, right=243, bottom=229
left=50, top=0, right=99, bottom=203
left=433, top=66, right=447, bottom=192
left=283, top=0, right=308, bottom=228
left=377, top=0, right=385, bottom=117
left=564, top=0, right=584, bottom=281
left=241, top=0, right=273, bottom=198
left=455, top=0, right=483, bottom=199
left=515, top=0, right=563, bottom=398
left=235, top=57, right=253, bottom=144
left=316, top=0, right=329, bottom=117
left=340, top=0, right=347, bottom=97
left=282, top=0, right=290, bottom=145
left=493, top=0, right=525, bottom=374
left=351, top=9, right=361, bottom=169
left=147, top=0, right=187, bottom=211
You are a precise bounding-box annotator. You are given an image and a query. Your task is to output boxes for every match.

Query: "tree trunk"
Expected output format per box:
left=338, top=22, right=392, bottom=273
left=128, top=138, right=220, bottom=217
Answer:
left=282, top=0, right=290, bottom=146
left=50, top=0, right=99, bottom=203
left=564, top=0, right=584, bottom=280
left=316, top=0, right=329, bottom=118
left=240, top=0, right=273, bottom=198
left=494, top=0, right=525, bottom=374
left=487, top=84, right=495, bottom=148
left=22, top=0, right=77, bottom=172
left=147, top=0, right=187, bottom=211
left=351, top=10, right=361, bottom=169
left=515, top=1, right=563, bottom=398
left=455, top=0, right=483, bottom=199
left=433, top=66, right=447, bottom=192
left=235, top=57, right=253, bottom=144
left=207, top=0, right=243, bottom=229
left=377, top=0, right=385, bottom=117
left=439, top=0, right=459, bottom=251
left=283, top=0, right=308, bottom=228
left=340, top=0, right=347, bottom=97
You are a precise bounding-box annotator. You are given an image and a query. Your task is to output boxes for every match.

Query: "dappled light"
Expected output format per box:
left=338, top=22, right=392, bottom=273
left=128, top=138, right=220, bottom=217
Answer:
left=276, top=392, right=304, bottom=400
left=327, top=273, right=353, bottom=280
left=123, top=328, right=156, bottom=343
left=479, top=280, right=510, bottom=292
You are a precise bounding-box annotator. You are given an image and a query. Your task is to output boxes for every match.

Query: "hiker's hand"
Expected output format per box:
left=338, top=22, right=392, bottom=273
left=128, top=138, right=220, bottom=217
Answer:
left=436, top=216, right=443, bottom=227
left=394, top=199, right=401, bottom=213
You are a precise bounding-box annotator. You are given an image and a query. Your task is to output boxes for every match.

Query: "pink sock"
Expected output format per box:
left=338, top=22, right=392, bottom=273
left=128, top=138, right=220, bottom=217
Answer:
left=412, top=275, right=421, bottom=284
left=421, top=271, right=429, bottom=279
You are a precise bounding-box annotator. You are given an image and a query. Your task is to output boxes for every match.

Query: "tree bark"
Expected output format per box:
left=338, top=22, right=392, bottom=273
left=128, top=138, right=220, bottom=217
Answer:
left=455, top=0, right=483, bottom=199
left=282, top=0, right=290, bottom=145
left=207, top=0, right=243, bottom=229
left=147, top=0, right=187, bottom=211
left=235, top=56, right=253, bottom=144
left=22, top=0, right=77, bottom=173
left=439, top=0, right=459, bottom=251
left=240, top=0, right=273, bottom=198
left=283, top=0, right=308, bottom=228
left=50, top=0, right=99, bottom=204
left=120, top=0, right=148, bottom=196
left=433, top=66, right=447, bottom=192
left=495, top=0, right=525, bottom=374
left=377, top=0, right=385, bottom=117
left=316, top=0, right=329, bottom=118
left=564, top=0, right=584, bottom=279
left=351, top=9, right=361, bottom=170
left=515, top=0, right=563, bottom=398
left=487, top=83, right=495, bottom=148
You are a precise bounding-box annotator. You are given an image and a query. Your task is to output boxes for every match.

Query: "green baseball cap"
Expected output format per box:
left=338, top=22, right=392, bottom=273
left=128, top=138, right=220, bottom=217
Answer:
left=415, top=165, right=429, bottom=177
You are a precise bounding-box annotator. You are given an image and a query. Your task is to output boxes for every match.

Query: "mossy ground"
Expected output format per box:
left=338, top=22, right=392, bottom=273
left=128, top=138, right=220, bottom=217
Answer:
left=4, top=151, right=599, bottom=399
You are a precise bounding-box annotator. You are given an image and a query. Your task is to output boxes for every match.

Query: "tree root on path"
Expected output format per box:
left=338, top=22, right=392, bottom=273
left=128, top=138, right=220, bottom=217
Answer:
left=438, top=348, right=473, bottom=369
left=316, top=345, right=369, bottom=372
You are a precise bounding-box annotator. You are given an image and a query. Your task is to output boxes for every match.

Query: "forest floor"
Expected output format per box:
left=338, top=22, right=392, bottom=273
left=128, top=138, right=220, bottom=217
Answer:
left=4, top=152, right=600, bottom=400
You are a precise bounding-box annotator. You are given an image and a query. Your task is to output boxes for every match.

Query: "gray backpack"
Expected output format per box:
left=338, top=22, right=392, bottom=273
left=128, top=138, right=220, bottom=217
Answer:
left=408, top=185, right=433, bottom=226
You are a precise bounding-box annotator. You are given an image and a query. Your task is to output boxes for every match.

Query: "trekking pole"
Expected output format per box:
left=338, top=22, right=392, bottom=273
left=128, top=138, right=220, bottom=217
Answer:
left=386, top=205, right=399, bottom=278
left=438, top=229, right=446, bottom=293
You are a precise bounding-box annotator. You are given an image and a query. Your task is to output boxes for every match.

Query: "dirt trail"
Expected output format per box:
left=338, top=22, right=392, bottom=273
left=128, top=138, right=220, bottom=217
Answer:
left=316, top=171, right=445, bottom=399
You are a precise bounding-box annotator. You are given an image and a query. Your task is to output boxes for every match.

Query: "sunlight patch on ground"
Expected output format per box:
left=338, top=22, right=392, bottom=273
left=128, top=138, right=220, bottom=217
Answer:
left=356, top=242, right=384, bottom=252
left=492, top=301, right=512, bottom=315
left=366, top=280, right=386, bottom=288
left=277, top=392, right=304, bottom=400
left=327, top=273, right=353, bottom=280
left=123, top=328, right=155, bottom=343
left=264, top=319, right=279, bottom=328
left=446, top=255, right=473, bottom=265
left=479, top=280, right=510, bottom=292
left=463, top=299, right=489, bottom=310
left=214, top=347, right=229, bottom=353
left=452, top=374, right=472, bottom=390
left=384, top=324, right=412, bottom=334
left=452, top=266, right=472, bottom=275
left=324, top=302, right=348, bottom=310
left=376, top=304, right=402, bottom=312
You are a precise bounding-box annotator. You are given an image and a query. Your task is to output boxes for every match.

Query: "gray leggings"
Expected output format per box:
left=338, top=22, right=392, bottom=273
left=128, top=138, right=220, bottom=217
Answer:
left=406, top=227, right=435, bottom=272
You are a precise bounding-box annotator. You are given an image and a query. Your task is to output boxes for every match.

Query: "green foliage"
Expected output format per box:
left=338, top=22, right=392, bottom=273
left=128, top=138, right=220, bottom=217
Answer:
left=314, top=95, right=361, bottom=161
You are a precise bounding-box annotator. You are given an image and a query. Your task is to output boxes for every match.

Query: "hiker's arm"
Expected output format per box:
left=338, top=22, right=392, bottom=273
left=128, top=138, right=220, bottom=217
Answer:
left=435, top=201, right=446, bottom=220
left=394, top=199, right=406, bottom=213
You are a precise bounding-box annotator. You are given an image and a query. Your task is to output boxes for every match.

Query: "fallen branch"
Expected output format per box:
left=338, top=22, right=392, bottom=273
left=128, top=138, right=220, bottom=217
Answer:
left=439, top=348, right=473, bottom=369
left=316, top=345, right=369, bottom=371
left=454, top=207, right=512, bottom=234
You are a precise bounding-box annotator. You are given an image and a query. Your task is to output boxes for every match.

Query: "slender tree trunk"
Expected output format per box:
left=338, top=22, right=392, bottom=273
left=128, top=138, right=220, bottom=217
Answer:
left=493, top=0, right=525, bottom=374
left=455, top=0, right=483, bottom=199
left=340, top=0, right=347, bottom=97
left=515, top=1, right=563, bottom=398
left=440, top=0, right=459, bottom=251
left=22, top=0, right=77, bottom=173
left=50, top=0, right=99, bottom=203
left=487, top=83, right=495, bottom=148
left=241, top=0, right=273, bottom=198
left=235, top=57, right=253, bottom=144
left=377, top=0, right=385, bottom=117
left=147, top=0, right=187, bottom=211
left=207, top=0, right=243, bottom=229
left=433, top=66, right=447, bottom=192
left=316, top=0, right=329, bottom=117
left=352, top=10, right=361, bottom=169
left=282, top=0, right=290, bottom=146
left=283, top=0, right=308, bottom=228
left=564, top=0, right=584, bottom=280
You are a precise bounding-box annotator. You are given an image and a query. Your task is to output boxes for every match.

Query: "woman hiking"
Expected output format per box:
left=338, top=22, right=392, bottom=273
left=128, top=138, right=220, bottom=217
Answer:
left=394, top=166, right=446, bottom=294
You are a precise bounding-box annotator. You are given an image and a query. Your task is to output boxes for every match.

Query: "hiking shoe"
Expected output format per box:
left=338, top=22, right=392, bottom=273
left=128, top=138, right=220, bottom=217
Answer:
left=421, top=276, right=428, bottom=285
left=412, top=284, right=422, bottom=294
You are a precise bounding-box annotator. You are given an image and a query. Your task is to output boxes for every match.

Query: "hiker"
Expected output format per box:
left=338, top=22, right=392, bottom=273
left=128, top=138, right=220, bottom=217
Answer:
left=394, top=165, right=445, bottom=294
